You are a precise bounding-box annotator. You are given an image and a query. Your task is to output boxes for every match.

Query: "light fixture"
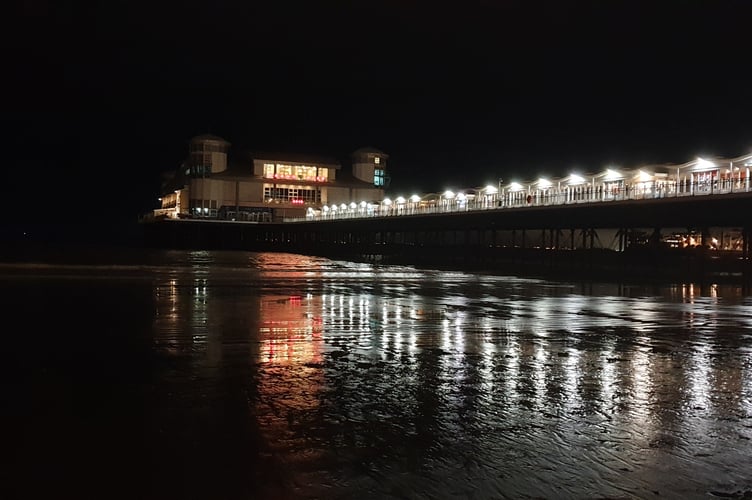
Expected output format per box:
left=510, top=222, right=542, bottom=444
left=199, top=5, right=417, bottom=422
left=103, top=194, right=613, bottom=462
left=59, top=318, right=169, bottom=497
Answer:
left=568, top=174, right=585, bottom=185
left=604, top=169, right=622, bottom=181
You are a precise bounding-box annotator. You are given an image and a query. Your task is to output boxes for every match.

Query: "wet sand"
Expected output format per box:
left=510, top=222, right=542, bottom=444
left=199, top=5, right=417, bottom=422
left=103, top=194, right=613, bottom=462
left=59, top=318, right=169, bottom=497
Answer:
left=3, top=249, right=751, bottom=499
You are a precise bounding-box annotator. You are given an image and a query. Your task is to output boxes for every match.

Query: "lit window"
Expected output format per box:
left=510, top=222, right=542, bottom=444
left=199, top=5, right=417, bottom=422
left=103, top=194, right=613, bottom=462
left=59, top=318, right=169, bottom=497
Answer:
left=374, top=169, right=384, bottom=186
left=276, top=164, right=293, bottom=176
left=374, top=157, right=380, bottom=164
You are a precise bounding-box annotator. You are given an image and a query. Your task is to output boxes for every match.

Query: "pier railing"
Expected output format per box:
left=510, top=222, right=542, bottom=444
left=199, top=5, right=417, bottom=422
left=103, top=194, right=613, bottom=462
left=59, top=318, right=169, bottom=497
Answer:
left=288, top=177, right=751, bottom=223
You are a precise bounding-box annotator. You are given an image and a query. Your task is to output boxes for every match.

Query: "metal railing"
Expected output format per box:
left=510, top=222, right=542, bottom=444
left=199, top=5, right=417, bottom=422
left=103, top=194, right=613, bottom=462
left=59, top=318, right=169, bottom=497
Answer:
left=288, top=178, right=751, bottom=223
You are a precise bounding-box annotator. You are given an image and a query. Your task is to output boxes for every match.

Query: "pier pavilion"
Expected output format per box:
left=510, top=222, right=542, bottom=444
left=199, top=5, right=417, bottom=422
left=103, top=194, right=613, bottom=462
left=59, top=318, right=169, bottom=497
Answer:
left=154, top=134, right=389, bottom=223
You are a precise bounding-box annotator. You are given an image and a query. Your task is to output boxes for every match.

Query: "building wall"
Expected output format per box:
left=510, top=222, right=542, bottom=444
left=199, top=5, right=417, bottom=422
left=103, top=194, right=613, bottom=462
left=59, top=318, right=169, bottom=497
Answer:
left=352, top=163, right=375, bottom=184
left=352, top=187, right=383, bottom=203
left=238, top=180, right=264, bottom=205
left=188, top=178, right=266, bottom=209
left=322, top=186, right=350, bottom=205
left=209, top=151, right=227, bottom=173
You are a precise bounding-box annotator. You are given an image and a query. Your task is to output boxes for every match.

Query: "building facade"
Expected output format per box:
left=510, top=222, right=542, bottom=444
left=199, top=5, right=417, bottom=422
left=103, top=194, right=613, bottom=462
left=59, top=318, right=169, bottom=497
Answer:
left=155, top=135, right=389, bottom=222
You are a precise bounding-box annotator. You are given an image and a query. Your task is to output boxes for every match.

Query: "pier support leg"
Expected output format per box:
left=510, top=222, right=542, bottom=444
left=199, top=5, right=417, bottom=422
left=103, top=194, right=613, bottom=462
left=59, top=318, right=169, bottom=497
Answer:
left=701, top=227, right=711, bottom=248
left=650, top=228, right=662, bottom=248
left=744, top=226, right=750, bottom=285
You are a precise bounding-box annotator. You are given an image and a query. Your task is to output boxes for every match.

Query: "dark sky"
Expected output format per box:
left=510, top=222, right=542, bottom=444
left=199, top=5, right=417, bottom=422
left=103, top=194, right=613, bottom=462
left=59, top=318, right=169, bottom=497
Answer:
left=8, top=0, right=752, bottom=242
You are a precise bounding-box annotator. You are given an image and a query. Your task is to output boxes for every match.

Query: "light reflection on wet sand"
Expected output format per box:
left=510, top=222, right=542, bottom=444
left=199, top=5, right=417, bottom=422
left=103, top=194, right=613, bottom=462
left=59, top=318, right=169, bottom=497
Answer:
left=3, top=249, right=751, bottom=499
left=144, top=251, right=752, bottom=499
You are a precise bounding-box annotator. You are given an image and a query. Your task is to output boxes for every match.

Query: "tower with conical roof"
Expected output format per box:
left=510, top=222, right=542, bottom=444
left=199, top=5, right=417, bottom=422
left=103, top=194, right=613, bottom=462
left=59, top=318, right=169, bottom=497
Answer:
left=351, top=147, right=389, bottom=187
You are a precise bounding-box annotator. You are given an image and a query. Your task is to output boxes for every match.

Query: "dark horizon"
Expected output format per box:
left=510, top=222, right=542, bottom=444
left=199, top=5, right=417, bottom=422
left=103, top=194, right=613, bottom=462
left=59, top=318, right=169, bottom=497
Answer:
left=8, top=0, right=752, bottom=243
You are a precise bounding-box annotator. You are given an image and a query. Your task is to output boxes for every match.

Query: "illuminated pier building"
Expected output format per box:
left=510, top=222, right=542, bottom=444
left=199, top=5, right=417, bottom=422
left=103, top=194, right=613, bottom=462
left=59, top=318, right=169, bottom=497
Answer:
left=156, top=134, right=389, bottom=222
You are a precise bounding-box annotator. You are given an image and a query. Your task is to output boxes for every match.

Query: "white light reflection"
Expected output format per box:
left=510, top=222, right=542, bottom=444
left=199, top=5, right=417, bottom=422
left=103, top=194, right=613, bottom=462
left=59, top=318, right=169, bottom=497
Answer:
left=687, top=343, right=712, bottom=412
left=630, top=345, right=654, bottom=429
left=742, top=353, right=752, bottom=418
left=600, top=338, right=617, bottom=405
left=563, top=348, right=581, bottom=414
left=626, top=298, right=659, bottom=331
left=478, top=319, right=496, bottom=395
left=504, top=339, right=521, bottom=402
left=533, top=340, right=548, bottom=408
left=441, top=318, right=452, bottom=352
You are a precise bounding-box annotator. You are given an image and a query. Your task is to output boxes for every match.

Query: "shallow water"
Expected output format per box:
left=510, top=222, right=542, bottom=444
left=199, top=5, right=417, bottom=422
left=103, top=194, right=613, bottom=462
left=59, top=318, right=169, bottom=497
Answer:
left=3, top=249, right=752, bottom=499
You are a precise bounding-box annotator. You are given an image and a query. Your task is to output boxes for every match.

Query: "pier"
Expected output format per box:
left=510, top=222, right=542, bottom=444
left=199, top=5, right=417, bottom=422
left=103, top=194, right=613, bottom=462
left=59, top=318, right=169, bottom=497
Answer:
left=142, top=187, right=752, bottom=283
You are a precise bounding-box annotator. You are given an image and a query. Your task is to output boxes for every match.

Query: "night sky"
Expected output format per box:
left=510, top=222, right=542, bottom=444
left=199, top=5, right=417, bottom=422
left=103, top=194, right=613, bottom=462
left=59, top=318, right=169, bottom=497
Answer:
left=8, top=0, right=752, bottom=243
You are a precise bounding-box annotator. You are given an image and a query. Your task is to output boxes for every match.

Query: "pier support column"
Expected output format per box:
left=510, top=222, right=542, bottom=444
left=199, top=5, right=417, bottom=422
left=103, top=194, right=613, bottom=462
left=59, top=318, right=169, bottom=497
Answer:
left=701, top=227, right=711, bottom=248
left=649, top=228, right=662, bottom=248
left=744, top=226, right=750, bottom=285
